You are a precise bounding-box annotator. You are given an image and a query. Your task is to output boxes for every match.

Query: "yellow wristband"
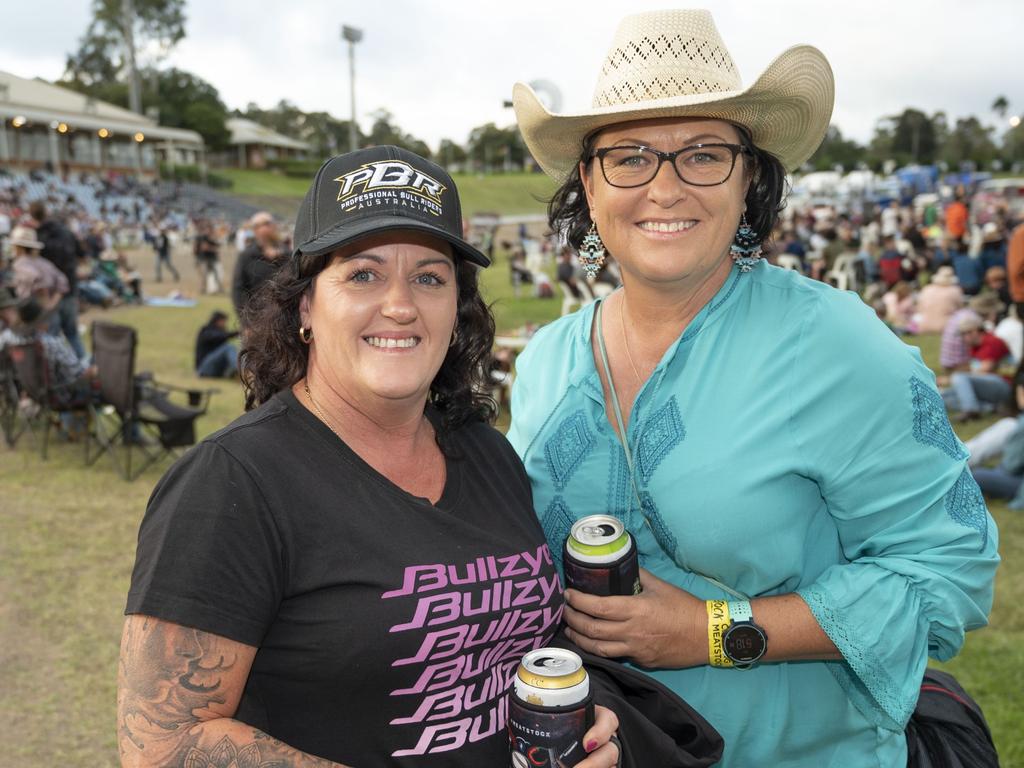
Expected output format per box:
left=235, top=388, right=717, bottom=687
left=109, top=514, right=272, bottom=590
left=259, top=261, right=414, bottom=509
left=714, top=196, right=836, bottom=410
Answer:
left=706, top=599, right=733, bottom=668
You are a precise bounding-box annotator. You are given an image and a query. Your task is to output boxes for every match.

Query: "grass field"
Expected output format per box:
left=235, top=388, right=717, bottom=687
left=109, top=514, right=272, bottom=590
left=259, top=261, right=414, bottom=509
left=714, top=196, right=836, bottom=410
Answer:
left=1, top=223, right=1022, bottom=765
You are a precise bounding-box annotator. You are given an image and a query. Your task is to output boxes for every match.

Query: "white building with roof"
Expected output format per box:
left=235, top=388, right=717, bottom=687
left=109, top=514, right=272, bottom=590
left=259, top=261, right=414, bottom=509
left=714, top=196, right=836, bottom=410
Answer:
left=226, top=117, right=311, bottom=169
left=0, top=70, right=205, bottom=175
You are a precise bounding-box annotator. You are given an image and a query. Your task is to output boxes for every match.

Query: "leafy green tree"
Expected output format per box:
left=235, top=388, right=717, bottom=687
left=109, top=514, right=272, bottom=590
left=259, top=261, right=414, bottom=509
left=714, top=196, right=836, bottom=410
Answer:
left=941, top=117, right=999, bottom=170
left=992, top=96, right=1009, bottom=118
left=300, top=112, right=361, bottom=159
left=807, top=125, right=865, bottom=171
left=146, top=68, right=230, bottom=151
left=237, top=102, right=361, bottom=158
left=1003, top=122, right=1024, bottom=167
left=931, top=111, right=950, bottom=163
left=864, top=119, right=896, bottom=171
left=365, top=110, right=431, bottom=158
left=63, top=0, right=186, bottom=89
left=891, top=108, right=937, bottom=164
left=240, top=100, right=306, bottom=136
left=467, top=123, right=525, bottom=172
left=438, top=139, right=468, bottom=169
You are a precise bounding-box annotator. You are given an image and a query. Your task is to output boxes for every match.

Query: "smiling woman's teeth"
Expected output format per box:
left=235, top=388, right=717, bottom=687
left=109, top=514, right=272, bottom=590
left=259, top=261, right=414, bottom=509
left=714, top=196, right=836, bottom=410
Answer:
left=639, top=221, right=696, bottom=233
left=366, top=337, right=418, bottom=348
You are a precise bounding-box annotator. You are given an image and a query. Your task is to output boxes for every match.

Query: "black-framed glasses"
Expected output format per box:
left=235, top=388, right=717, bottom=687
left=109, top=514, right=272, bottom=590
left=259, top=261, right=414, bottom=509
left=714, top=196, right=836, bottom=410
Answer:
left=590, top=143, right=750, bottom=189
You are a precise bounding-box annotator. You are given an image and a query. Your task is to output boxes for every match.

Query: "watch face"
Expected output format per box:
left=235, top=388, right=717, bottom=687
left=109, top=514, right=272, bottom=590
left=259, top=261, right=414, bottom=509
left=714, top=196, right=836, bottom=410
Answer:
left=724, top=624, right=766, bottom=664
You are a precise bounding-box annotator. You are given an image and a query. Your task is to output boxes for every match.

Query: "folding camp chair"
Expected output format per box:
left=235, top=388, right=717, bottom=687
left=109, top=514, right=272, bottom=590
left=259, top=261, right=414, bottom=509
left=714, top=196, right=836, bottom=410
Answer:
left=0, top=347, right=24, bottom=447
left=3, top=340, right=94, bottom=460
left=88, top=320, right=214, bottom=480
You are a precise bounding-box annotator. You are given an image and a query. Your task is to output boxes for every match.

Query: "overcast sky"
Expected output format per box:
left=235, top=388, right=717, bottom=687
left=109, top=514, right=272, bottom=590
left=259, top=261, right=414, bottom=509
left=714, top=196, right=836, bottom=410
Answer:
left=2, top=0, right=1021, bottom=151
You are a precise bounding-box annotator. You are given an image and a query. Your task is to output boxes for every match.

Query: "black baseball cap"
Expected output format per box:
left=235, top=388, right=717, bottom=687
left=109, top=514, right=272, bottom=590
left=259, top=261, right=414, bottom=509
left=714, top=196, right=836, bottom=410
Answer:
left=292, top=145, right=490, bottom=267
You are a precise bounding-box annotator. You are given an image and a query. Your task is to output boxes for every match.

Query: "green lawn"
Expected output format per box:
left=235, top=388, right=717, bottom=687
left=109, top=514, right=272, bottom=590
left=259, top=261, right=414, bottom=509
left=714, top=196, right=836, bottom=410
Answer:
left=1, top=251, right=1022, bottom=765
left=219, top=168, right=556, bottom=217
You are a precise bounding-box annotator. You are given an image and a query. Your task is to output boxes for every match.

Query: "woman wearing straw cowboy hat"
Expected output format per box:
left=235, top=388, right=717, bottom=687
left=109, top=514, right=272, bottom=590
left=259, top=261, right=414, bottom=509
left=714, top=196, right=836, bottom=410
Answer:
left=507, top=10, right=998, bottom=767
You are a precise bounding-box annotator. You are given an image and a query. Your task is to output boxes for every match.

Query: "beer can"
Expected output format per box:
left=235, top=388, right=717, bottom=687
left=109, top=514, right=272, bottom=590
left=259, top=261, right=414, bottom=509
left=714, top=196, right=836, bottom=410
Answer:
left=508, top=648, right=594, bottom=768
left=563, top=515, right=641, bottom=596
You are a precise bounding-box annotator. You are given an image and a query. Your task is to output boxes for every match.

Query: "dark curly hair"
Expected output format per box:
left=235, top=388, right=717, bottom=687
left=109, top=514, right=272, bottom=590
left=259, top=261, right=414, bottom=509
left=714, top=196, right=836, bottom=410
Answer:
left=548, top=124, right=788, bottom=255
left=240, top=250, right=497, bottom=454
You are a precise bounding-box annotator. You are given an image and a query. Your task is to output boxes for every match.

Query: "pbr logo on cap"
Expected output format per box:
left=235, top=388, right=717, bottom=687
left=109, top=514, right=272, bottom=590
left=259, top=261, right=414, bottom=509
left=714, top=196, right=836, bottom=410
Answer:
left=292, top=145, right=489, bottom=267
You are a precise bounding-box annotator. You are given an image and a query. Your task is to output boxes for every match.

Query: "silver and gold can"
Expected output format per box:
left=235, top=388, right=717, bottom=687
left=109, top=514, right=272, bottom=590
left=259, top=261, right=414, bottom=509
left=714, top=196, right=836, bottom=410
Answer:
left=563, top=515, right=641, bottom=596
left=508, top=648, right=594, bottom=767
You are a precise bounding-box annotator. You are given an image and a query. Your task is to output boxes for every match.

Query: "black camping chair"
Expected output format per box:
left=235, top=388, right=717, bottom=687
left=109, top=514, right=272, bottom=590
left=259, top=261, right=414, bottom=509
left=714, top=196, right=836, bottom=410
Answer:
left=0, top=347, right=21, bottom=447
left=88, top=320, right=214, bottom=480
left=3, top=340, right=95, bottom=460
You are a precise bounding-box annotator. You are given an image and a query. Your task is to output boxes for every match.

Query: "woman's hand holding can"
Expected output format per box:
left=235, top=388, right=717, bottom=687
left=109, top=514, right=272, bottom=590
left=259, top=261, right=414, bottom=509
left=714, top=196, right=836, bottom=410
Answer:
left=563, top=568, right=706, bottom=669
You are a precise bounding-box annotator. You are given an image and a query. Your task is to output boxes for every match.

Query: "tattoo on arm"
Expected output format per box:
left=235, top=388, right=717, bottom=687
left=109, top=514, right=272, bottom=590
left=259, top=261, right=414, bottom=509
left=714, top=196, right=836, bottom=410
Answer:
left=174, top=732, right=337, bottom=768
left=117, top=616, right=344, bottom=767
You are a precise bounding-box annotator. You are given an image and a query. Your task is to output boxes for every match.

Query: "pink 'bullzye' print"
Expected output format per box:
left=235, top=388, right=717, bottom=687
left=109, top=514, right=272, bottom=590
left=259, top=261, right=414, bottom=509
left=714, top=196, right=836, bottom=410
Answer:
left=382, top=544, right=564, bottom=756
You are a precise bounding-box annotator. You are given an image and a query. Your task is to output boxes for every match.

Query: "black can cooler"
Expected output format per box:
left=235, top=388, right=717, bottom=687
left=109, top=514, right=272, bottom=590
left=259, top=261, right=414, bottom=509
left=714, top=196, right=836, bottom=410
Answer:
left=563, top=515, right=641, bottom=597
left=508, top=648, right=595, bottom=767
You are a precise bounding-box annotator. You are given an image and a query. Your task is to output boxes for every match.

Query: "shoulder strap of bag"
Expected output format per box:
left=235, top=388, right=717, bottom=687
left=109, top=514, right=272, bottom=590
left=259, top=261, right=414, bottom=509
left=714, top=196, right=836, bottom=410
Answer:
left=594, top=300, right=746, bottom=600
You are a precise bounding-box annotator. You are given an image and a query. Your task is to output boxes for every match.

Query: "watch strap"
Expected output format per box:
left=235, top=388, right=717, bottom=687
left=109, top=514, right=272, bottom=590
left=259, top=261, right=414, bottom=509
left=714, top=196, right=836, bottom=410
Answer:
left=728, top=599, right=753, bottom=623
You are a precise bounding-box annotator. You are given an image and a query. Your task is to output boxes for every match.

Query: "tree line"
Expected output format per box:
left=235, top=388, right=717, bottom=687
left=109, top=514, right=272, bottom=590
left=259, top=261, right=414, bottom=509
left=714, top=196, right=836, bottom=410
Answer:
left=58, top=0, right=1022, bottom=175
left=809, top=103, right=1024, bottom=173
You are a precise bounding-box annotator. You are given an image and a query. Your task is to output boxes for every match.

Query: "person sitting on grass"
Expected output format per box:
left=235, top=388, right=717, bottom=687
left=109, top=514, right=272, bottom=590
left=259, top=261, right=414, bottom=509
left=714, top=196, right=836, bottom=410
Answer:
left=916, top=266, right=963, bottom=334
left=970, top=361, right=1024, bottom=509
left=938, top=292, right=1005, bottom=375
left=941, top=313, right=1012, bottom=422
left=194, top=310, right=239, bottom=379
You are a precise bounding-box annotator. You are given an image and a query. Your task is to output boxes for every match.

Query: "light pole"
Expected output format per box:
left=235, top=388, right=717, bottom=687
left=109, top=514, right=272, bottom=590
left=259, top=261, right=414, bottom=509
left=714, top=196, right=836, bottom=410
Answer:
left=341, top=25, right=363, bottom=153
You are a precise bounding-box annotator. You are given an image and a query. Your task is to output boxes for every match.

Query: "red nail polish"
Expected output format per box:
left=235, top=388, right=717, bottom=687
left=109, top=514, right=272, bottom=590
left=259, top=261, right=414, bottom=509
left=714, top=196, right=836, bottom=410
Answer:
left=586, top=739, right=598, bottom=752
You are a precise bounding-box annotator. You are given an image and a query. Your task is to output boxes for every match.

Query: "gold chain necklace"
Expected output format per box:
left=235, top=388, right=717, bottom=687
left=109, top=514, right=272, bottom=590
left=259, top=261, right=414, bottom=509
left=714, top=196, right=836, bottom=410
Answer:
left=304, top=380, right=344, bottom=441
left=618, top=293, right=645, bottom=382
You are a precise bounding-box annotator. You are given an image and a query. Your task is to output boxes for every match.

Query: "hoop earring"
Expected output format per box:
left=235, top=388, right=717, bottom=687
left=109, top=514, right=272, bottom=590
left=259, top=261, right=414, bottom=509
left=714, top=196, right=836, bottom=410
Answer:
left=730, top=213, right=762, bottom=272
left=579, top=222, right=607, bottom=279
left=298, top=326, right=313, bottom=344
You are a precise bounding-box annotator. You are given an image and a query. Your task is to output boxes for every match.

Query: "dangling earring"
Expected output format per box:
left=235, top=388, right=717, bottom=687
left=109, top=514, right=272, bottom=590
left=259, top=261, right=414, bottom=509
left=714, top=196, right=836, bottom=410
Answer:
left=730, top=213, right=762, bottom=272
left=298, top=326, right=313, bottom=344
left=579, top=222, right=606, bottom=279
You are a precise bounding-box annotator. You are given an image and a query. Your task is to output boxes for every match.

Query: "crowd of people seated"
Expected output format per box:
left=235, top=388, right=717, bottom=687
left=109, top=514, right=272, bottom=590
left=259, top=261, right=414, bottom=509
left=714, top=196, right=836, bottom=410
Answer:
left=782, top=188, right=1024, bottom=506
left=0, top=170, right=263, bottom=444
left=5, top=166, right=1024, bottom=463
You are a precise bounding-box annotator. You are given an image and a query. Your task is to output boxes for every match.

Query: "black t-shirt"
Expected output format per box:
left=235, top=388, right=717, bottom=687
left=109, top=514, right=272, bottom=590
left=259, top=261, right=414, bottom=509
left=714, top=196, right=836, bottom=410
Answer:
left=126, top=390, right=563, bottom=766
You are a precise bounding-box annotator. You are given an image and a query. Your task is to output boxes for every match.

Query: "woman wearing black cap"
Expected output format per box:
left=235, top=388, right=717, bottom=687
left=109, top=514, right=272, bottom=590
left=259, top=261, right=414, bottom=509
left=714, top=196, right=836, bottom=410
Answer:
left=116, top=147, right=620, bottom=768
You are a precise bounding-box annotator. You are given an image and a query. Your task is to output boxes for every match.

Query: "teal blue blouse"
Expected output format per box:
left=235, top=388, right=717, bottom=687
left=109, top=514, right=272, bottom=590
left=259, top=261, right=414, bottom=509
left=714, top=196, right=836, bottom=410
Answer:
left=507, top=262, right=999, bottom=768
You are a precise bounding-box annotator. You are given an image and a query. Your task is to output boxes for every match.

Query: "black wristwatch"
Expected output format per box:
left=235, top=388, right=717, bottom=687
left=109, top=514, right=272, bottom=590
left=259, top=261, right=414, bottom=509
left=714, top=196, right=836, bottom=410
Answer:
left=722, top=600, right=768, bottom=669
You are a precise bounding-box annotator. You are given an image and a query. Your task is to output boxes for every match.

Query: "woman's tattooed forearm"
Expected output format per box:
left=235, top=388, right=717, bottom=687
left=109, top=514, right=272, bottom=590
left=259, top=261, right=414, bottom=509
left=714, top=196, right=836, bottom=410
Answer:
left=118, top=616, right=237, bottom=754
left=117, top=617, right=344, bottom=767
left=176, top=734, right=338, bottom=768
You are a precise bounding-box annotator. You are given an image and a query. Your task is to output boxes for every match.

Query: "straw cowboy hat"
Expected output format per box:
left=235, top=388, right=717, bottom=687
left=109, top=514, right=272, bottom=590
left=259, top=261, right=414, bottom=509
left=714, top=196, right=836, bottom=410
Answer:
left=8, top=225, right=44, bottom=250
left=513, top=9, right=835, bottom=181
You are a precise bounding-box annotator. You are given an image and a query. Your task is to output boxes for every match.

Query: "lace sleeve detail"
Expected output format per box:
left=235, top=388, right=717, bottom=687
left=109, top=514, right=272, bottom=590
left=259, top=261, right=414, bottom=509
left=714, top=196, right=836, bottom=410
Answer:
left=798, top=582, right=922, bottom=728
